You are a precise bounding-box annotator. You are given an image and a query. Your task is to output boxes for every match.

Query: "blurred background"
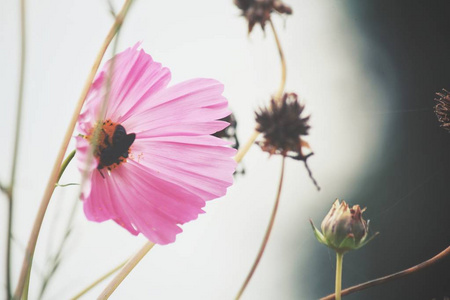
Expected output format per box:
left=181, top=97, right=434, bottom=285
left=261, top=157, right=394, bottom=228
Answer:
left=0, top=0, right=449, bottom=299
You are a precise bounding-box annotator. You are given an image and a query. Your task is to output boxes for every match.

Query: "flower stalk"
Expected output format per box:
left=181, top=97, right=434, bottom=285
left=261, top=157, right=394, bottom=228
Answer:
left=269, top=19, right=286, bottom=101
left=335, top=252, right=344, bottom=300
left=71, top=259, right=128, bottom=300
left=5, top=0, right=27, bottom=298
left=98, top=242, right=155, bottom=299
left=233, top=18, right=287, bottom=163
left=235, top=156, right=286, bottom=299
left=13, top=1, right=134, bottom=298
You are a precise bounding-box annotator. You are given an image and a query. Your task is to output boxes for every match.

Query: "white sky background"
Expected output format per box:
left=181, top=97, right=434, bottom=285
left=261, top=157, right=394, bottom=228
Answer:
left=0, top=0, right=394, bottom=299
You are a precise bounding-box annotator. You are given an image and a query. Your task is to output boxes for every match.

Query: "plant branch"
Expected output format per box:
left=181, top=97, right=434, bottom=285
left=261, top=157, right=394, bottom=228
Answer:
left=233, top=18, right=287, bottom=163
left=235, top=156, right=286, bottom=299
left=269, top=18, right=286, bottom=101
left=335, top=252, right=344, bottom=300
left=6, top=0, right=27, bottom=298
left=320, top=246, right=450, bottom=300
left=13, top=1, right=134, bottom=298
left=70, top=259, right=128, bottom=300
left=98, top=241, right=155, bottom=299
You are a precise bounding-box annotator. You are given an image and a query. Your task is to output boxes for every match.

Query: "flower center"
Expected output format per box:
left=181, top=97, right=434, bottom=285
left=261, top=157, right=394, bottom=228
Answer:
left=87, top=119, right=136, bottom=174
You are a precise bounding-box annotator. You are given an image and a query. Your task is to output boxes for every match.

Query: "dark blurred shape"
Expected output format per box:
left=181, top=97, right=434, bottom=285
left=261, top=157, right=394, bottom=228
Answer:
left=302, top=1, right=450, bottom=300
left=233, top=0, right=292, bottom=33
left=213, top=113, right=245, bottom=175
left=434, top=89, right=450, bottom=131
left=213, top=113, right=240, bottom=150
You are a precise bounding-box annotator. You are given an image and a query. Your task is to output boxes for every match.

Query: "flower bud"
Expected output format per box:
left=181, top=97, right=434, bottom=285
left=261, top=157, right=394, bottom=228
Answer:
left=310, top=199, right=378, bottom=253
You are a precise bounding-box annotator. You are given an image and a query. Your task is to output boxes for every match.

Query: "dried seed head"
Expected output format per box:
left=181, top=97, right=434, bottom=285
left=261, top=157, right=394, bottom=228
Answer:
left=255, top=93, right=310, bottom=159
left=233, top=0, right=292, bottom=33
left=434, top=89, right=450, bottom=131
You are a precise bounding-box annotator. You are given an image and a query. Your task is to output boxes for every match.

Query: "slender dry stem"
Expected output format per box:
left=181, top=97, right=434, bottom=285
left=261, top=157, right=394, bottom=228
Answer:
left=6, top=0, right=27, bottom=298
left=71, top=259, right=128, bottom=300
left=320, top=246, right=450, bottom=300
left=97, top=242, right=155, bottom=299
left=269, top=19, right=286, bottom=101
left=233, top=18, right=287, bottom=163
left=13, top=1, right=134, bottom=298
left=235, top=157, right=286, bottom=299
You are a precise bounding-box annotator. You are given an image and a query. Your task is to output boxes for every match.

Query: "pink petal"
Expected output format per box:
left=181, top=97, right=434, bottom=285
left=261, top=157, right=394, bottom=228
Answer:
left=78, top=43, right=171, bottom=134
left=83, top=160, right=211, bottom=244
left=132, top=135, right=236, bottom=200
left=122, top=78, right=231, bottom=137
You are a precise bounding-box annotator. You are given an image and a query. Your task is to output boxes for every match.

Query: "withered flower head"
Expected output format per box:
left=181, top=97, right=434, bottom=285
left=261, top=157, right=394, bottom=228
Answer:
left=234, top=0, right=293, bottom=33
left=255, top=93, right=310, bottom=159
left=434, top=89, right=450, bottom=131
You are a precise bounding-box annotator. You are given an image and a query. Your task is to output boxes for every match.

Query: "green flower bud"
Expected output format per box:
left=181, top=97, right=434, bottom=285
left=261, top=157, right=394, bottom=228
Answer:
left=310, top=199, right=378, bottom=253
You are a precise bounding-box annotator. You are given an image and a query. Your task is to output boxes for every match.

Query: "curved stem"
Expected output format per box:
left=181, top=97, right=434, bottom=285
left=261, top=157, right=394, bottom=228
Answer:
left=71, top=259, right=128, bottom=300
left=13, top=1, right=134, bottom=298
left=98, top=241, right=155, bottom=299
left=320, top=246, right=450, bottom=300
left=235, top=157, right=286, bottom=299
left=233, top=19, right=287, bottom=163
left=269, top=19, right=286, bottom=101
left=6, top=0, right=27, bottom=298
left=234, top=130, right=259, bottom=163
left=335, top=252, right=344, bottom=300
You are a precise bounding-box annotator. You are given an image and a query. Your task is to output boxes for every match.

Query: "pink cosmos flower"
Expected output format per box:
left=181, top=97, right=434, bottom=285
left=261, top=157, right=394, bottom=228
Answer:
left=75, top=44, right=236, bottom=245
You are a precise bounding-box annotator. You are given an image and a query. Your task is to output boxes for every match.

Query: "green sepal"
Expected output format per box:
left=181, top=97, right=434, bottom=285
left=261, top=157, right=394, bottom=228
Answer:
left=355, top=232, right=379, bottom=250
left=310, top=219, right=328, bottom=246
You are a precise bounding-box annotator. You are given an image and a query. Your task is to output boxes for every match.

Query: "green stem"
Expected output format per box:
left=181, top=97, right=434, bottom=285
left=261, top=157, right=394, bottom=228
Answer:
left=335, top=252, right=344, bottom=300
left=38, top=197, right=78, bottom=299
left=7, top=0, right=27, bottom=298
left=13, top=2, right=134, bottom=298
left=235, top=157, right=286, bottom=299
left=57, top=150, right=76, bottom=182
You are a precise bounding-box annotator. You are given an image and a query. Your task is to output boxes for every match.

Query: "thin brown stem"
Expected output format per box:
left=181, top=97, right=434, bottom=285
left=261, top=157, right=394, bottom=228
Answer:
left=235, top=157, right=286, bottom=299
left=320, top=246, right=450, bottom=300
left=269, top=18, right=286, bottom=101
left=233, top=19, right=287, bottom=163
left=234, top=130, right=259, bottom=163
left=6, top=0, right=27, bottom=298
left=13, top=1, right=134, bottom=298
left=98, top=242, right=155, bottom=299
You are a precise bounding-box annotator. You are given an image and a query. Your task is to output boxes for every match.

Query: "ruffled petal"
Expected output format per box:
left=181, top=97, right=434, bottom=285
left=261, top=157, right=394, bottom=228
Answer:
left=122, top=78, right=230, bottom=137
left=78, top=43, right=171, bottom=134
left=131, top=135, right=236, bottom=200
left=85, top=160, right=212, bottom=244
